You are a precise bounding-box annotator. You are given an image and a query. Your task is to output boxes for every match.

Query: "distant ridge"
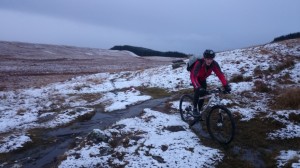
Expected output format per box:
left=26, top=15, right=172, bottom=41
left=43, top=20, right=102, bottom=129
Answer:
left=110, top=45, right=188, bottom=58
left=272, top=32, right=300, bottom=42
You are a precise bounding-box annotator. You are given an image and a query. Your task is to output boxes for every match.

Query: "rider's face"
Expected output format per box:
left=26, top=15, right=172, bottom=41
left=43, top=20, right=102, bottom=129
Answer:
left=204, top=58, right=213, bottom=65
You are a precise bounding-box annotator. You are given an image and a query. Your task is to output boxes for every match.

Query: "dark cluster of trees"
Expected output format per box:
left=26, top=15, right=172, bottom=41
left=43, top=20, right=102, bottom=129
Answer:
left=272, top=32, right=300, bottom=42
left=110, top=45, right=188, bottom=58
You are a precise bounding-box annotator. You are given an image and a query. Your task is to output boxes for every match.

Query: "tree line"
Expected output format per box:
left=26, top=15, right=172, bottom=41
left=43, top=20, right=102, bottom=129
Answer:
left=272, top=32, right=300, bottom=42
left=110, top=45, right=188, bottom=58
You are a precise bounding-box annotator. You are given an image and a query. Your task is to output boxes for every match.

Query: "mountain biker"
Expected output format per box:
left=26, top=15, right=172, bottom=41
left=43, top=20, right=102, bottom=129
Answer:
left=190, top=49, right=231, bottom=117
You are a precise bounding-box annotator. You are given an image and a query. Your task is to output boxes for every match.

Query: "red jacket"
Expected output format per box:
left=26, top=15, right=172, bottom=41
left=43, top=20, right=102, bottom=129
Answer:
left=190, top=58, right=227, bottom=89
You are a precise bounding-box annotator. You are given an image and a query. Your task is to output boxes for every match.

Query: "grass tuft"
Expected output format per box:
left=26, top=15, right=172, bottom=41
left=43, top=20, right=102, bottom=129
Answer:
left=230, top=74, right=252, bottom=83
left=273, top=57, right=295, bottom=73
left=272, top=87, right=300, bottom=110
left=137, top=87, right=172, bottom=99
left=276, top=73, right=295, bottom=84
left=289, top=112, right=300, bottom=123
left=253, top=80, right=272, bottom=93
left=253, top=57, right=295, bottom=79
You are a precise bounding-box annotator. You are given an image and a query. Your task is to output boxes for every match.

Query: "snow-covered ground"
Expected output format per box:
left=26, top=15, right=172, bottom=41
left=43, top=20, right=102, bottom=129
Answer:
left=0, top=40, right=300, bottom=167
left=59, top=108, right=223, bottom=168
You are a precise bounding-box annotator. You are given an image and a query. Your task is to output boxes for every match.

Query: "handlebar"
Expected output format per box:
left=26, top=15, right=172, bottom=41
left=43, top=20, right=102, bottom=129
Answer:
left=189, top=83, right=231, bottom=94
left=207, top=87, right=230, bottom=95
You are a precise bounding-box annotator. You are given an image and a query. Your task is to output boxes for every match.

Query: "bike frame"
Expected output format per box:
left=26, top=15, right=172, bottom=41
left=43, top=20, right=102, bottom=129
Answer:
left=179, top=87, right=235, bottom=144
left=198, top=89, right=222, bottom=114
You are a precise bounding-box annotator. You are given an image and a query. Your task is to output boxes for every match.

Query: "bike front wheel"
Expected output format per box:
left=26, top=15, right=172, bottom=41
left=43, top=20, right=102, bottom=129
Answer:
left=206, top=105, right=235, bottom=144
left=179, top=94, right=194, bottom=122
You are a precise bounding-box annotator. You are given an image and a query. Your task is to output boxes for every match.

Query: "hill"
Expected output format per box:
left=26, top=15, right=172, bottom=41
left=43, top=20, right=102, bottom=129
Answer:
left=110, top=45, right=189, bottom=58
left=0, top=38, right=300, bottom=167
left=0, top=41, right=182, bottom=91
left=272, top=32, right=300, bottom=42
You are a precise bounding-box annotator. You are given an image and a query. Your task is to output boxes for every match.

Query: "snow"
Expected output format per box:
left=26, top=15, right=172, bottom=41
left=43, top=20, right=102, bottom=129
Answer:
left=267, top=110, right=300, bottom=139
left=59, top=108, right=223, bottom=168
left=277, top=150, right=300, bottom=168
left=0, top=133, right=32, bottom=153
left=0, top=40, right=300, bottom=167
left=290, top=62, right=300, bottom=82
left=100, top=89, right=151, bottom=112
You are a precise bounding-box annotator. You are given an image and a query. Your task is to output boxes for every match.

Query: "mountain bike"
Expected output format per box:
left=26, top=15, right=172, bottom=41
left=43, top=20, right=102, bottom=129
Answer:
left=179, top=87, right=235, bottom=144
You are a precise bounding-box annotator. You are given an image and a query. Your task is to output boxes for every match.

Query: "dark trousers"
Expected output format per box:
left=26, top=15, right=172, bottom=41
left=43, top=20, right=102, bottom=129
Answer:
left=193, top=80, right=207, bottom=110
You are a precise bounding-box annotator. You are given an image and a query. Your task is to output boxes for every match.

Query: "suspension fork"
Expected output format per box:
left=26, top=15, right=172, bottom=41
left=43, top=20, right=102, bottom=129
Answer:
left=217, top=108, right=224, bottom=127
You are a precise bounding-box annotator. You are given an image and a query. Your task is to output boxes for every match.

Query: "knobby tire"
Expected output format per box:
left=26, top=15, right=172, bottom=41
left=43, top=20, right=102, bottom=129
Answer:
left=179, top=94, right=194, bottom=122
left=206, top=105, right=235, bottom=144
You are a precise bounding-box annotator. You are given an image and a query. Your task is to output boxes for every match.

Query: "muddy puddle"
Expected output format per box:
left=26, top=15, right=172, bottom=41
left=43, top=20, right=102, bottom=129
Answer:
left=2, top=97, right=170, bottom=168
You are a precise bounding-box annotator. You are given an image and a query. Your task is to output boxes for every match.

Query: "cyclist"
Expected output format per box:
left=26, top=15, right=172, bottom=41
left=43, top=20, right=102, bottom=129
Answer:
left=190, top=49, right=231, bottom=117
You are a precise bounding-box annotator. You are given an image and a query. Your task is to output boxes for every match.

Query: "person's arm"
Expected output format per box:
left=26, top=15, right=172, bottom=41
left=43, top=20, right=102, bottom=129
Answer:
left=212, top=61, right=227, bottom=86
left=190, top=61, right=201, bottom=88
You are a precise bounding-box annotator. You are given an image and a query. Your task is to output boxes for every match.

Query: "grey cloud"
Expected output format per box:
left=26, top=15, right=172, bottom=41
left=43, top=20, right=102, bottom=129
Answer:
left=0, top=0, right=299, bottom=54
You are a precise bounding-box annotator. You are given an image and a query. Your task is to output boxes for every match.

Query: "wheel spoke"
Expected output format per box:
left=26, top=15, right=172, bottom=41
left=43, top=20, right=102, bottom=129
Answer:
left=207, top=106, right=235, bottom=144
left=179, top=95, right=194, bottom=122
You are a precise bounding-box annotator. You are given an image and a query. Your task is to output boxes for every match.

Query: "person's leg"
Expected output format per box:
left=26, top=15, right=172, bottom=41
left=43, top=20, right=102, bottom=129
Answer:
left=197, top=80, right=207, bottom=111
left=189, top=81, right=207, bottom=126
left=193, top=80, right=207, bottom=114
left=193, top=88, right=200, bottom=109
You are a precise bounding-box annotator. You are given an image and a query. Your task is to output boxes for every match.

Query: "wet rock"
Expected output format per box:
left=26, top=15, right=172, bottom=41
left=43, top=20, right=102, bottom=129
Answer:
left=98, top=147, right=112, bottom=156
left=76, top=110, right=96, bottom=122
left=37, top=112, right=57, bottom=123
left=87, top=129, right=110, bottom=143
left=163, top=125, right=186, bottom=132
left=152, top=155, right=166, bottom=163
left=161, top=145, right=168, bottom=151
left=111, top=124, right=126, bottom=130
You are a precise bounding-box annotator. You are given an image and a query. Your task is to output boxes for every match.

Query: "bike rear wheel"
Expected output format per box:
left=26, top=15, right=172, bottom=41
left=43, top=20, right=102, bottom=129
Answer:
left=206, top=105, right=235, bottom=144
left=179, top=94, right=194, bottom=122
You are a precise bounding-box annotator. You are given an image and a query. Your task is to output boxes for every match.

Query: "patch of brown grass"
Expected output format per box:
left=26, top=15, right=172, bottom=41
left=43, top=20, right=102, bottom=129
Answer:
left=233, top=117, right=284, bottom=148
left=253, top=57, right=295, bottom=80
left=217, top=158, right=256, bottom=168
left=259, top=49, right=271, bottom=55
left=289, top=112, right=300, bottom=123
left=230, top=74, right=252, bottom=83
left=176, top=88, right=194, bottom=95
left=230, top=74, right=244, bottom=83
left=276, top=73, right=295, bottom=84
left=77, top=93, right=102, bottom=102
left=274, top=57, right=295, bottom=73
left=265, top=57, right=295, bottom=75
left=73, top=84, right=91, bottom=91
left=137, top=87, right=172, bottom=99
left=86, top=78, right=104, bottom=84
left=253, top=66, right=264, bottom=77
left=272, top=87, right=300, bottom=110
left=0, top=86, right=5, bottom=91
left=204, top=113, right=285, bottom=168
left=253, top=80, right=272, bottom=93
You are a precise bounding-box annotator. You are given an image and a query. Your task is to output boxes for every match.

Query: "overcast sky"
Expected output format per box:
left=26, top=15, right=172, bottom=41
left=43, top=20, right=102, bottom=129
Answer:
left=0, top=0, right=299, bottom=55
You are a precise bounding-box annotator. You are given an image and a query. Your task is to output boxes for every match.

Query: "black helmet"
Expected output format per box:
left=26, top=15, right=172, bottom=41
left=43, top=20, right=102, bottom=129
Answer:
left=203, top=49, right=215, bottom=59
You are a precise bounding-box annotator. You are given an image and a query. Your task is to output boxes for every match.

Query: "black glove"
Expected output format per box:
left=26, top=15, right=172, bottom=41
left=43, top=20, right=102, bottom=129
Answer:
left=223, top=84, right=231, bottom=93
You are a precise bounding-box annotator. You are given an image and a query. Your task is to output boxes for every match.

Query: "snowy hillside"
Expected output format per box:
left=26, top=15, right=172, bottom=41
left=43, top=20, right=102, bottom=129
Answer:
left=0, top=39, right=299, bottom=167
